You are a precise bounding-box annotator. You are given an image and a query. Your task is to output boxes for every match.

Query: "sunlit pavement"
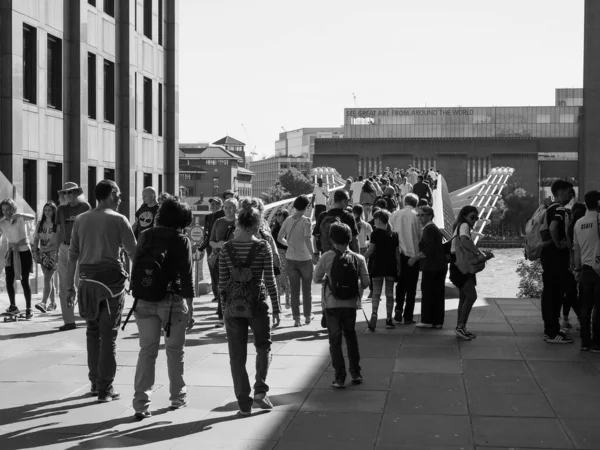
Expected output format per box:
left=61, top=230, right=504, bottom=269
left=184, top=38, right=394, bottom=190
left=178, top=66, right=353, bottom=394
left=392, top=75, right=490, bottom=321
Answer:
left=1, top=282, right=600, bottom=450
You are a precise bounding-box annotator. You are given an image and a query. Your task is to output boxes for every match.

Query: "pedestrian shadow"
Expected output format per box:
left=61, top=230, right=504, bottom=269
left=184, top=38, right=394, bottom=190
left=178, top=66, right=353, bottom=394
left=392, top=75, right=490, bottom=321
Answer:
left=0, top=328, right=63, bottom=341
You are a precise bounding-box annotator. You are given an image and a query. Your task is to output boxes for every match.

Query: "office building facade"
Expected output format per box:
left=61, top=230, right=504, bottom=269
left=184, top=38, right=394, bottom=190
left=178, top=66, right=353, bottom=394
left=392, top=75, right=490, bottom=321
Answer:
left=0, top=0, right=178, bottom=219
left=275, top=127, right=343, bottom=160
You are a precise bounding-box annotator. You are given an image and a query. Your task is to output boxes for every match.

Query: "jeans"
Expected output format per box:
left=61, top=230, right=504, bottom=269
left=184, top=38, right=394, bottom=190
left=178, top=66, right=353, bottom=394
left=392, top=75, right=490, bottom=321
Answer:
left=372, top=276, right=395, bottom=317
left=562, top=270, right=580, bottom=319
left=579, top=267, right=600, bottom=347
left=286, top=259, right=313, bottom=320
left=5, top=249, right=33, bottom=309
left=225, top=303, right=272, bottom=411
left=86, top=293, right=124, bottom=395
left=540, top=252, right=569, bottom=337
left=58, top=244, right=77, bottom=324
left=395, top=254, right=420, bottom=321
left=420, top=270, right=447, bottom=326
left=314, top=204, right=326, bottom=221
left=326, top=308, right=360, bottom=381
left=207, top=248, right=220, bottom=299
left=133, top=296, right=189, bottom=412
left=457, top=276, right=477, bottom=328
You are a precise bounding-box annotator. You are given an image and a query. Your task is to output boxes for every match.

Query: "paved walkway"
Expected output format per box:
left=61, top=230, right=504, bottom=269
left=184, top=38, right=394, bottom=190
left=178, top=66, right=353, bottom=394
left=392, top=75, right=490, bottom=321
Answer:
left=0, top=287, right=599, bottom=450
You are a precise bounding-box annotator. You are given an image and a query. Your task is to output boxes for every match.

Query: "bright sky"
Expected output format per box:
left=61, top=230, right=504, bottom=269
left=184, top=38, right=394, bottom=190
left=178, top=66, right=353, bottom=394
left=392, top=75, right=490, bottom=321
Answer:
left=179, top=0, right=584, bottom=158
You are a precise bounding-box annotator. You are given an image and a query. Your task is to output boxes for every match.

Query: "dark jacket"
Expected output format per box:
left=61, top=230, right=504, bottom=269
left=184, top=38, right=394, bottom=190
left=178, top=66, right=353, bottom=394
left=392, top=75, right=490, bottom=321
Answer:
left=412, top=182, right=432, bottom=202
left=200, top=209, right=224, bottom=254
left=419, top=223, right=447, bottom=272
left=135, top=226, right=195, bottom=298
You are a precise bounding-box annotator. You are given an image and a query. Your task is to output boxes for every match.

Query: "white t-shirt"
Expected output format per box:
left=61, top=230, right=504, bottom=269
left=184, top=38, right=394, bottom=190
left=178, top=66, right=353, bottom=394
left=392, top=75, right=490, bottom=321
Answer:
left=350, top=181, right=364, bottom=203
left=356, top=220, right=372, bottom=249
left=429, top=170, right=438, bottom=181
left=451, top=222, right=471, bottom=254
left=313, top=186, right=329, bottom=205
left=399, top=183, right=412, bottom=197
left=280, top=215, right=312, bottom=261
left=0, top=216, right=29, bottom=245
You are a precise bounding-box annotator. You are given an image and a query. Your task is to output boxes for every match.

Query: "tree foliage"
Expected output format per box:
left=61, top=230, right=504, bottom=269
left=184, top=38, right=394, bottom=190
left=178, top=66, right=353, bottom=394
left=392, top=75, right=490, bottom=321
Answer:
left=260, top=182, right=290, bottom=204
left=516, top=259, right=543, bottom=298
left=499, top=183, right=538, bottom=235
left=278, top=168, right=314, bottom=197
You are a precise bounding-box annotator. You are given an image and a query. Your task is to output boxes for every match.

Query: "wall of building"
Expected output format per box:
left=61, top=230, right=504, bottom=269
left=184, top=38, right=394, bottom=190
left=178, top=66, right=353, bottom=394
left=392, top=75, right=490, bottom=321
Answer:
left=0, top=0, right=178, bottom=220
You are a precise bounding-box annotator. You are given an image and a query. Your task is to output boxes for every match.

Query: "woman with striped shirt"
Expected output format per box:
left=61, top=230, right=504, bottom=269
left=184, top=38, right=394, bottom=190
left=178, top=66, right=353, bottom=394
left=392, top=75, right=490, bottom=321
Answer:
left=219, top=206, right=281, bottom=416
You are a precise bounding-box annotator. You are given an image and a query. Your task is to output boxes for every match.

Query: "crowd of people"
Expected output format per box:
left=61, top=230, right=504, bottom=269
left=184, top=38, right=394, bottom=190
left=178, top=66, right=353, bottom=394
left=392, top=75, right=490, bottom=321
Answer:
left=0, top=167, right=597, bottom=419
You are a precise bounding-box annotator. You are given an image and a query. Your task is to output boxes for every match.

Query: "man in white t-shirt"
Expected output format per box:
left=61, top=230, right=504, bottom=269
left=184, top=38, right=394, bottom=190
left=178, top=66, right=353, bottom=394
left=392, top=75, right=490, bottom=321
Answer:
left=573, top=190, right=600, bottom=351
left=311, top=178, right=329, bottom=221
left=350, top=176, right=364, bottom=205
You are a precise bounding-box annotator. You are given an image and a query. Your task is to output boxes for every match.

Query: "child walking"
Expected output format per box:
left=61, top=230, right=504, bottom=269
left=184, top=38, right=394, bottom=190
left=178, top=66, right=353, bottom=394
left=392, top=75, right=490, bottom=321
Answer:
left=314, top=223, right=369, bottom=388
left=364, top=209, right=401, bottom=330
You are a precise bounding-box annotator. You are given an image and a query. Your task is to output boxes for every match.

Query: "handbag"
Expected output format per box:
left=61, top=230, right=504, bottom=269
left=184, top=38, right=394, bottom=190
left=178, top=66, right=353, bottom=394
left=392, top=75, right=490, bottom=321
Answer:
left=208, top=222, right=235, bottom=269
left=455, top=232, right=486, bottom=275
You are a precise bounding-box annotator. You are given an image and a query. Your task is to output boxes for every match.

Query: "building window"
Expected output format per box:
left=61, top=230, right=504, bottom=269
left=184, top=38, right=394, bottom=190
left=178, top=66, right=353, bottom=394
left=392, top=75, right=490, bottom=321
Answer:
left=47, top=35, right=62, bottom=110
left=88, top=0, right=96, bottom=6
left=88, top=53, right=96, bottom=119
left=560, top=114, right=574, bottom=123
left=213, top=177, right=219, bottom=196
left=181, top=173, right=192, bottom=180
left=103, top=59, right=115, bottom=124
left=104, top=168, right=115, bottom=181
left=158, top=0, right=163, bottom=45
left=104, top=0, right=114, bottom=17
left=143, top=77, right=152, bottom=133
left=23, top=25, right=37, bottom=105
left=143, top=0, right=152, bottom=39
left=158, top=174, right=163, bottom=194
left=536, top=114, right=551, bottom=124
left=158, top=82, right=163, bottom=136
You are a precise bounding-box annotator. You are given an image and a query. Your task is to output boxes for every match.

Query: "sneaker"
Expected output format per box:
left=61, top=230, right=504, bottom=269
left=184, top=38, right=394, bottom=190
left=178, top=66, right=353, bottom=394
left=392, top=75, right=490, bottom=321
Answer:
left=562, top=318, right=572, bottom=329
left=455, top=327, right=472, bottom=341
left=59, top=323, right=76, bottom=331
left=237, top=409, right=252, bottom=417
left=404, top=319, right=416, bottom=325
left=433, top=324, right=443, bottom=329
left=294, top=319, right=302, bottom=327
left=90, top=384, right=98, bottom=395
left=253, top=393, right=274, bottom=409
left=5, top=305, right=19, bottom=314
left=35, top=303, right=47, bottom=313
left=47, top=303, right=57, bottom=311
left=98, top=390, right=121, bottom=403
left=415, top=323, right=433, bottom=328
left=135, top=410, right=151, bottom=419
left=544, top=332, right=574, bottom=344
left=24, top=309, right=33, bottom=320
left=331, top=378, right=345, bottom=389
left=350, top=372, right=363, bottom=384
left=368, top=314, right=377, bottom=332
left=465, top=329, right=477, bottom=339
left=394, top=312, right=403, bottom=323
left=385, top=318, right=395, bottom=329
left=170, top=398, right=188, bottom=410
left=305, top=315, right=314, bottom=325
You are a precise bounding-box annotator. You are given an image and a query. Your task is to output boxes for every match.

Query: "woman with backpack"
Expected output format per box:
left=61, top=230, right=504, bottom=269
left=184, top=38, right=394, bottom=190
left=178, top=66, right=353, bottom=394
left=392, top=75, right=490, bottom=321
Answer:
left=449, top=206, right=494, bottom=340
left=360, top=180, right=377, bottom=221
left=277, top=195, right=316, bottom=327
left=219, top=205, right=281, bottom=416
left=132, top=196, right=195, bottom=419
left=408, top=206, right=447, bottom=329
left=210, top=198, right=238, bottom=327
left=364, top=209, right=401, bottom=331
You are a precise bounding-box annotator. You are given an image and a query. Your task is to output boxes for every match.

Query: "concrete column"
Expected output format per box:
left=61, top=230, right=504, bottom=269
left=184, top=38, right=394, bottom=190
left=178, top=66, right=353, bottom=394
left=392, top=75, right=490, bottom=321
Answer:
left=164, top=0, right=179, bottom=195
left=582, top=1, right=600, bottom=193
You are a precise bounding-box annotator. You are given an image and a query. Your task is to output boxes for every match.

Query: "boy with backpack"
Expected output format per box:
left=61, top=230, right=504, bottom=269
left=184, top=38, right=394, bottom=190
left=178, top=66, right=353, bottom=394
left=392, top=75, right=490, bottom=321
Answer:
left=312, top=189, right=359, bottom=257
left=313, top=223, right=370, bottom=388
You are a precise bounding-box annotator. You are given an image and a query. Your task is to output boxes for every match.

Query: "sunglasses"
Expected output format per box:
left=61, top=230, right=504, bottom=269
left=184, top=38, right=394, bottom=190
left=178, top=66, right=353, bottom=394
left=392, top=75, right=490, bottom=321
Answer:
left=468, top=215, right=479, bottom=221
left=64, top=190, right=77, bottom=195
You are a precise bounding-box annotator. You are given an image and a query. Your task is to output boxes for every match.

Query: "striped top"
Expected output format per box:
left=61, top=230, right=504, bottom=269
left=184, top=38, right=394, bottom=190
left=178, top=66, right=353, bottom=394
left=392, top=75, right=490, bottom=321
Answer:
left=218, top=239, right=280, bottom=314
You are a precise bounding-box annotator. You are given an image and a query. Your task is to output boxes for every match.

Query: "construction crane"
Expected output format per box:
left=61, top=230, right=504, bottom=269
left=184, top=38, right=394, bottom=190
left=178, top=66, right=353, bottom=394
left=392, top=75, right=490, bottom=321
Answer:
left=352, top=93, right=358, bottom=107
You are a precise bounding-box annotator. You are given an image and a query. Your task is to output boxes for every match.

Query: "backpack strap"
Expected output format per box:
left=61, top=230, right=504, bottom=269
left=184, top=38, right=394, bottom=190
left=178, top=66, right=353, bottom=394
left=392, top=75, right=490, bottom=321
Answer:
left=245, top=241, right=261, bottom=267
left=224, top=241, right=242, bottom=267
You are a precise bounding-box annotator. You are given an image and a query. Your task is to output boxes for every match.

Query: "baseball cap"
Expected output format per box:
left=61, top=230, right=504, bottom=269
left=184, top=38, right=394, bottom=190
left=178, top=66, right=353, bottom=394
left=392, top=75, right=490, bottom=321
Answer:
left=208, top=197, right=223, bottom=205
left=222, top=189, right=235, bottom=198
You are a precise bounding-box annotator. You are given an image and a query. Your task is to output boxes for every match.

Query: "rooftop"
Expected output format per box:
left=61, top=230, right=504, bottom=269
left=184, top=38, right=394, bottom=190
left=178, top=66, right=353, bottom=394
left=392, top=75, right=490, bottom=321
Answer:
left=212, top=136, right=245, bottom=146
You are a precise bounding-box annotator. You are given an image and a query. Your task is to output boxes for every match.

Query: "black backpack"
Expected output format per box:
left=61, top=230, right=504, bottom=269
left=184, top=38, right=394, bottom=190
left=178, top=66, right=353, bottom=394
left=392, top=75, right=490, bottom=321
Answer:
left=328, top=250, right=360, bottom=300
left=130, top=232, right=176, bottom=302
left=319, top=213, right=342, bottom=253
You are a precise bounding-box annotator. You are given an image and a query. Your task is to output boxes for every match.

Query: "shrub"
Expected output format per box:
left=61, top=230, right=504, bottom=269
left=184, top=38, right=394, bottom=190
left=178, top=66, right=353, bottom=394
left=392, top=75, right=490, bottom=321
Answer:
left=516, top=259, right=543, bottom=298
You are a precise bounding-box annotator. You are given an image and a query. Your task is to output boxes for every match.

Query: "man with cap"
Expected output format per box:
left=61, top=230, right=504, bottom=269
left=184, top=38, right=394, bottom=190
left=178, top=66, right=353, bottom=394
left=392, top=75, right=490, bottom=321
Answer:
left=200, top=197, right=224, bottom=301
left=56, top=182, right=91, bottom=330
left=132, top=187, right=159, bottom=239
left=222, top=189, right=236, bottom=201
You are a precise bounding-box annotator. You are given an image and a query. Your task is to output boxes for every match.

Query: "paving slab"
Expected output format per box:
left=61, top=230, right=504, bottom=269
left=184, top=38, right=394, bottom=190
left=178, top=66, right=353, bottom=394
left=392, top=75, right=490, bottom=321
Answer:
left=472, top=417, right=572, bottom=448
left=378, top=414, right=473, bottom=447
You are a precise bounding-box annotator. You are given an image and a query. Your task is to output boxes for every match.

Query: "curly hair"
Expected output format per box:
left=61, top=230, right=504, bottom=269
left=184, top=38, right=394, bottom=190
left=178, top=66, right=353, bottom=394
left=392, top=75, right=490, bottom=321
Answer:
left=0, top=198, right=17, bottom=216
left=156, top=196, right=192, bottom=230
